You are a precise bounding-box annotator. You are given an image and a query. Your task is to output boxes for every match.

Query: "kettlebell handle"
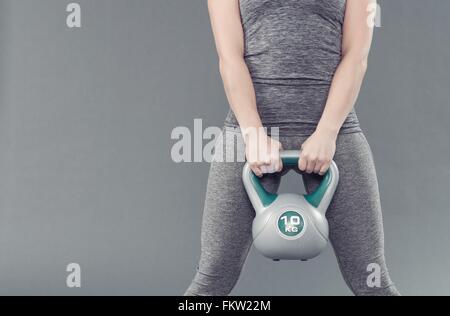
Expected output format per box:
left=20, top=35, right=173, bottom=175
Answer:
left=242, top=150, right=339, bottom=214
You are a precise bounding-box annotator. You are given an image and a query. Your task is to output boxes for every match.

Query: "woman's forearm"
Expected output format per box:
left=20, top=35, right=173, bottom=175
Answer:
left=316, top=0, right=375, bottom=136
left=316, top=55, right=368, bottom=135
left=207, top=0, right=263, bottom=136
left=219, top=57, right=263, bottom=133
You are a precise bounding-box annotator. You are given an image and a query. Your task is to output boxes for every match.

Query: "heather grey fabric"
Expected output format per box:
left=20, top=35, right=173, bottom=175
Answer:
left=224, top=0, right=361, bottom=135
left=184, top=129, right=400, bottom=296
left=185, top=0, right=400, bottom=296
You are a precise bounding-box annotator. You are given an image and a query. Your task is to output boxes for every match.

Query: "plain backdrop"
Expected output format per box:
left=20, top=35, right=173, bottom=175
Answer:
left=0, top=0, right=450, bottom=295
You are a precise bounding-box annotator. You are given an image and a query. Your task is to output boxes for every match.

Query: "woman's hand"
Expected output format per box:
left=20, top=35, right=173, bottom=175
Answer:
left=299, top=129, right=337, bottom=175
left=244, top=129, right=283, bottom=177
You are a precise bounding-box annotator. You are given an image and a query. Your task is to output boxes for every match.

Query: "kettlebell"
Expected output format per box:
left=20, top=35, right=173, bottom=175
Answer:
left=242, top=150, right=339, bottom=261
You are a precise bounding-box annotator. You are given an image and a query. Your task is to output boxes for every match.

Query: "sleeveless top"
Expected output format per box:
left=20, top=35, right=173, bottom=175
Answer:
left=224, top=0, right=361, bottom=135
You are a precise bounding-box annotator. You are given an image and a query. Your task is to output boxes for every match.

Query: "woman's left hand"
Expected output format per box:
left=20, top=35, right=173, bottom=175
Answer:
left=299, top=129, right=338, bottom=175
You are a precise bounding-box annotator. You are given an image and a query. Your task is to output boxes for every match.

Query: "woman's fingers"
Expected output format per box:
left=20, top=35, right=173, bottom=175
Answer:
left=307, top=156, right=317, bottom=174
left=314, top=156, right=330, bottom=174
left=299, top=153, right=316, bottom=174
left=319, top=161, right=331, bottom=176
left=300, top=155, right=332, bottom=175
left=250, top=153, right=279, bottom=176
left=259, top=156, right=280, bottom=174
left=245, top=136, right=284, bottom=176
left=298, top=153, right=307, bottom=172
left=250, top=164, right=263, bottom=177
left=314, top=159, right=323, bottom=174
left=265, top=158, right=282, bottom=174
left=251, top=150, right=282, bottom=176
left=298, top=130, right=336, bottom=175
left=275, top=157, right=283, bottom=172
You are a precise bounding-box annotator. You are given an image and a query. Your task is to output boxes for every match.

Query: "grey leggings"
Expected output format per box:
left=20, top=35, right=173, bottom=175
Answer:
left=185, top=128, right=400, bottom=296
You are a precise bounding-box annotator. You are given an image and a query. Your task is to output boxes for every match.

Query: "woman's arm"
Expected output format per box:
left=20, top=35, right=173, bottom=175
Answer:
left=299, top=0, right=376, bottom=175
left=316, top=0, right=376, bottom=134
left=207, top=0, right=261, bottom=133
left=207, top=0, right=282, bottom=176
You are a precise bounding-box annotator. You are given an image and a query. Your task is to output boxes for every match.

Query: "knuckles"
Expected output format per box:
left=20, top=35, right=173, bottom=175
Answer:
left=302, top=154, right=331, bottom=164
left=318, top=157, right=331, bottom=164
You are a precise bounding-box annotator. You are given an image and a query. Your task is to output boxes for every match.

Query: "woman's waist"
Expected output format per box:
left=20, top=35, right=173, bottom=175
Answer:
left=245, top=50, right=341, bottom=86
left=251, top=83, right=333, bottom=122
left=224, top=83, right=360, bottom=136
left=252, top=81, right=332, bottom=97
left=224, top=112, right=361, bottom=137
left=250, top=77, right=333, bottom=86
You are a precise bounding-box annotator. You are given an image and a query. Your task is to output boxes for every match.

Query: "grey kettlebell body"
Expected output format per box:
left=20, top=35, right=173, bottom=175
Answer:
left=242, top=150, right=339, bottom=261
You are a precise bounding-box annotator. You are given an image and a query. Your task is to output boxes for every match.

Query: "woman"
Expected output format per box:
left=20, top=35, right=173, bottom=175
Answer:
left=185, top=0, right=400, bottom=296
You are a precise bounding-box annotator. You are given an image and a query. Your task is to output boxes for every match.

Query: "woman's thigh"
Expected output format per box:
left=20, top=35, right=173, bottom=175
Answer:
left=303, top=132, right=395, bottom=293
left=326, top=132, right=385, bottom=257
left=197, top=129, right=282, bottom=275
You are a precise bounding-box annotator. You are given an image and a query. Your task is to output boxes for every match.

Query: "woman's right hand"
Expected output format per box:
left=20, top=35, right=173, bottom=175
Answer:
left=243, top=128, right=283, bottom=177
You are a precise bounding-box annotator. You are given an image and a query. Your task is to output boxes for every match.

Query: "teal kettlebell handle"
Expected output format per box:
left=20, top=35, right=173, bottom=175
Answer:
left=242, top=150, right=339, bottom=212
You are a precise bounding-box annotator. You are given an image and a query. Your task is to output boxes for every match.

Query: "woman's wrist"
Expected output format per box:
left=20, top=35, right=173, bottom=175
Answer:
left=315, top=123, right=340, bottom=140
left=242, top=127, right=267, bottom=145
left=240, top=122, right=266, bottom=145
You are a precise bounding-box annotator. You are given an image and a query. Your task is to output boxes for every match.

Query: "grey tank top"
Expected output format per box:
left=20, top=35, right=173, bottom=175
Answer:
left=224, top=0, right=361, bottom=135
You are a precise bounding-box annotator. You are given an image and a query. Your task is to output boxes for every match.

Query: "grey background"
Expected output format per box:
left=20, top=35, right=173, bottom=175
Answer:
left=0, top=0, right=449, bottom=296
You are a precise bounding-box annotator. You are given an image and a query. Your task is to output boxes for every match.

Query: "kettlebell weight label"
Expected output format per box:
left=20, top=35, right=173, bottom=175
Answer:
left=277, top=211, right=306, bottom=240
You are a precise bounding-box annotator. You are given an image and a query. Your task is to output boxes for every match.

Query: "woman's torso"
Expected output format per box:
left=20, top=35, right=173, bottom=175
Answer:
left=224, top=0, right=361, bottom=136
